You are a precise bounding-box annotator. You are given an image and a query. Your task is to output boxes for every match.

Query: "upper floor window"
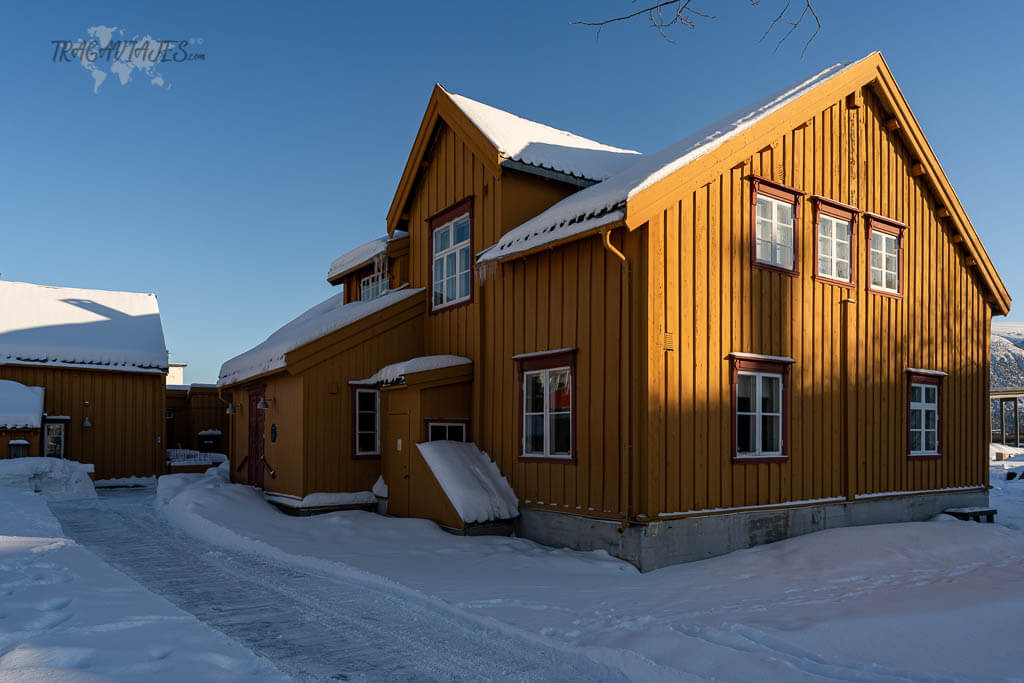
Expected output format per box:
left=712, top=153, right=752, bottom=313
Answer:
left=812, top=196, right=859, bottom=288
left=515, top=349, right=575, bottom=461
left=360, top=271, right=389, bottom=301
left=750, top=176, right=803, bottom=275
left=429, top=198, right=473, bottom=311
left=728, top=353, right=793, bottom=461
left=867, top=214, right=905, bottom=297
left=907, top=370, right=943, bottom=457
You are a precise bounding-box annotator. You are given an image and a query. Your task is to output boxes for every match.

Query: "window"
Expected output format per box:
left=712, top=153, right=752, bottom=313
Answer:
left=429, top=198, right=473, bottom=310
left=908, top=371, right=942, bottom=457
left=750, top=176, right=803, bottom=274
left=427, top=421, right=467, bottom=442
left=813, top=196, right=858, bottom=287
left=867, top=214, right=905, bottom=297
left=515, top=349, right=575, bottom=461
left=728, top=354, right=792, bottom=461
left=353, top=388, right=380, bottom=456
left=360, top=271, right=389, bottom=301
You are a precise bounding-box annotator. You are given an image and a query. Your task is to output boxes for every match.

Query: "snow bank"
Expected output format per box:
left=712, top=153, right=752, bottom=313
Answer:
left=446, top=88, right=640, bottom=182
left=265, top=490, right=375, bottom=508
left=415, top=441, right=518, bottom=523
left=477, top=55, right=869, bottom=263
left=218, top=287, right=423, bottom=386
left=353, top=354, right=472, bottom=385
left=94, top=475, right=157, bottom=488
left=372, top=475, right=388, bottom=498
left=0, top=379, right=44, bottom=429
left=0, top=280, right=168, bottom=372
left=0, top=457, right=96, bottom=501
left=0, top=486, right=282, bottom=681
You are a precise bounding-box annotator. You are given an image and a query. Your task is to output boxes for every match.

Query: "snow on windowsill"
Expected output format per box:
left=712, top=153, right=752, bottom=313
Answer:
left=726, top=352, right=795, bottom=364
left=907, top=368, right=948, bottom=377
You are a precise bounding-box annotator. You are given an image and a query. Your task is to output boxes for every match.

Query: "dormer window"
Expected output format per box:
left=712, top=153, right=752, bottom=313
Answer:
left=360, top=272, right=389, bottom=301
left=429, top=198, right=473, bottom=311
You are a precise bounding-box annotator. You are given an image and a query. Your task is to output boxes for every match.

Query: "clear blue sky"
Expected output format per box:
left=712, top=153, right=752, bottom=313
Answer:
left=2, top=1, right=1020, bottom=383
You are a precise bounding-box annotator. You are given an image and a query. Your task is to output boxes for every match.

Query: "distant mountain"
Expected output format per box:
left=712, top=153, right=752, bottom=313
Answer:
left=992, top=322, right=1024, bottom=389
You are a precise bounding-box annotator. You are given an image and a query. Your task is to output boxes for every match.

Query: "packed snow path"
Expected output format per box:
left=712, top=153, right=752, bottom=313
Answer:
left=50, top=487, right=621, bottom=682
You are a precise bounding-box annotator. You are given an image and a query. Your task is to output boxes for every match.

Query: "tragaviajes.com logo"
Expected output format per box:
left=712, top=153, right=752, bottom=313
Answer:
left=52, top=26, right=205, bottom=93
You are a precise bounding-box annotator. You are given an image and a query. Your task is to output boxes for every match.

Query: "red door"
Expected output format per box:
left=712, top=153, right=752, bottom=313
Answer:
left=247, top=388, right=265, bottom=489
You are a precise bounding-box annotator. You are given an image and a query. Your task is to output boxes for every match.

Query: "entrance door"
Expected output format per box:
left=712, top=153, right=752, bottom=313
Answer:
left=247, top=389, right=266, bottom=489
left=384, top=412, right=410, bottom=516
left=44, top=422, right=66, bottom=459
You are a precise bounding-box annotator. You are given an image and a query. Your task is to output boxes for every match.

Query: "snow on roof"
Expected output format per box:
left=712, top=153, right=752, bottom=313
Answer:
left=327, top=230, right=408, bottom=282
left=0, top=380, right=44, bottom=429
left=218, top=287, right=423, bottom=387
left=351, top=354, right=472, bottom=386
left=0, top=280, right=168, bottom=372
left=445, top=88, right=641, bottom=182
left=415, top=441, right=518, bottom=524
left=477, top=56, right=868, bottom=264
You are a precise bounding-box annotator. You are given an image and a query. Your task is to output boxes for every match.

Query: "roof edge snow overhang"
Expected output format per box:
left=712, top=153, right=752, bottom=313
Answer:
left=499, top=158, right=598, bottom=188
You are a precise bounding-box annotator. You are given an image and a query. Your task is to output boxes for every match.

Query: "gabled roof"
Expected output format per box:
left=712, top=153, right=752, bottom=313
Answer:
left=478, top=53, right=1010, bottom=315
left=0, top=281, right=168, bottom=373
left=386, top=84, right=639, bottom=233
left=217, top=287, right=423, bottom=386
left=0, top=379, right=44, bottom=429
left=326, top=230, right=408, bottom=284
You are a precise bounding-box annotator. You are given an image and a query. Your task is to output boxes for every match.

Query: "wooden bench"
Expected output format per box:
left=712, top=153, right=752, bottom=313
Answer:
left=944, top=507, right=997, bottom=523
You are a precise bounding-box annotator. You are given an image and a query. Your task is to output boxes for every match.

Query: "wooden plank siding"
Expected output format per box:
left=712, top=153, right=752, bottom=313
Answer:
left=0, top=364, right=165, bottom=480
left=637, top=86, right=991, bottom=517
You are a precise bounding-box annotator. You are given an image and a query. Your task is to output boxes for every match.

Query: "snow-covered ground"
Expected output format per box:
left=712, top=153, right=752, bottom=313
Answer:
left=0, top=484, right=283, bottom=681
left=153, top=463, right=1024, bottom=681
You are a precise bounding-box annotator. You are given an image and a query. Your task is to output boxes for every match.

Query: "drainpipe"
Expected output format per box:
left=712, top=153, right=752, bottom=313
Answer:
left=217, top=386, right=232, bottom=473
left=601, top=227, right=633, bottom=532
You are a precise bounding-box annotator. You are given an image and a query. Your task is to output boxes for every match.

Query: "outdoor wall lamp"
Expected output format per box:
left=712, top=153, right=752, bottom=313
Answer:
left=225, top=402, right=244, bottom=415
left=256, top=396, right=276, bottom=410
left=82, top=416, right=92, bottom=428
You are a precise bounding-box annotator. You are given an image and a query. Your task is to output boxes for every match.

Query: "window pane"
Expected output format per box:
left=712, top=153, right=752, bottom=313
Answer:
left=459, top=246, right=470, bottom=272
left=776, top=246, right=793, bottom=269
left=453, top=217, right=470, bottom=244
left=925, top=386, right=937, bottom=404
left=885, top=236, right=897, bottom=256
left=836, top=261, right=850, bottom=280
left=761, top=375, right=781, bottom=413
left=836, top=240, right=849, bottom=260
left=358, top=412, right=376, bottom=432
left=910, top=409, right=921, bottom=429
left=525, top=373, right=544, bottom=413
left=358, top=391, right=376, bottom=411
left=451, top=424, right=466, bottom=442
left=459, top=271, right=471, bottom=299
left=757, top=196, right=772, bottom=219
left=818, top=255, right=831, bottom=276
left=737, top=374, right=755, bottom=412
left=911, top=386, right=922, bottom=403
left=925, top=409, right=936, bottom=429
left=871, top=232, right=882, bottom=250
left=737, top=414, right=755, bottom=453
left=871, top=269, right=882, bottom=287
left=756, top=219, right=772, bottom=241
left=525, top=415, right=544, bottom=453
left=434, top=226, right=449, bottom=252
left=761, top=414, right=780, bottom=453
left=910, top=431, right=921, bottom=452
left=885, top=254, right=897, bottom=272
left=776, top=224, right=793, bottom=247
left=358, top=433, right=376, bottom=453
left=445, top=276, right=456, bottom=301
left=776, top=202, right=793, bottom=226
left=871, top=250, right=882, bottom=268
left=446, top=251, right=457, bottom=273
left=925, top=431, right=937, bottom=452
left=429, top=424, right=446, bottom=441
left=756, top=240, right=772, bottom=262
left=885, top=272, right=897, bottom=291
left=550, top=414, right=571, bottom=455
left=548, top=369, right=571, bottom=411
left=819, top=219, right=833, bottom=239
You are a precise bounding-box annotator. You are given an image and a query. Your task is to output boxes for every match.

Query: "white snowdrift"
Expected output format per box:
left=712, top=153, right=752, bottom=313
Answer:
left=0, top=379, right=44, bottom=429
left=0, top=457, right=96, bottom=501
left=265, top=490, right=375, bottom=508
left=0, top=280, right=168, bottom=372
left=353, top=354, right=471, bottom=385
left=478, top=55, right=868, bottom=263
left=218, top=287, right=423, bottom=386
left=0, top=485, right=282, bottom=681
left=415, top=441, right=518, bottom=523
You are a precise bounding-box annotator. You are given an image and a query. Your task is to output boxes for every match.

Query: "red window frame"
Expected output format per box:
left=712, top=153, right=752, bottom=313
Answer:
left=749, top=175, right=804, bottom=277
left=727, top=354, right=793, bottom=463
left=812, top=196, right=860, bottom=289
left=426, top=196, right=474, bottom=314
left=866, top=213, right=906, bottom=300
left=907, top=371, right=943, bottom=459
left=515, top=349, right=576, bottom=464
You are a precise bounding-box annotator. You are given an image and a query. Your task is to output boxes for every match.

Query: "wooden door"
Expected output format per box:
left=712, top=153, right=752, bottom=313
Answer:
left=248, top=389, right=265, bottom=489
left=384, top=412, right=411, bottom=516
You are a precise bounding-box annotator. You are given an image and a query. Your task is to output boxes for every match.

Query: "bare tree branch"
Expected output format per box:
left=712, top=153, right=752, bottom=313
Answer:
left=571, top=0, right=820, bottom=56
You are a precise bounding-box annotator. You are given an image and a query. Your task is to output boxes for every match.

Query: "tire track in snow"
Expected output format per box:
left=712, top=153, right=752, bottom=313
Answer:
left=51, top=488, right=622, bottom=682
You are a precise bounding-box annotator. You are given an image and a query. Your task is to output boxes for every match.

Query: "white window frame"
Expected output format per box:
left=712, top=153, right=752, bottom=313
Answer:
left=816, top=214, right=853, bottom=282
left=735, top=371, right=784, bottom=458
left=522, top=366, right=572, bottom=460
left=909, top=382, right=940, bottom=456
left=431, top=212, right=472, bottom=310
left=870, top=229, right=900, bottom=294
left=755, top=193, right=796, bottom=271
left=354, top=388, right=380, bottom=456
left=427, top=422, right=467, bottom=442
left=360, top=271, right=389, bottom=302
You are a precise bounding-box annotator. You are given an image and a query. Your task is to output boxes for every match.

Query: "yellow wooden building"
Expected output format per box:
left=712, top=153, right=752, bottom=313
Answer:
left=0, top=280, right=168, bottom=480
left=221, top=52, right=1008, bottom=567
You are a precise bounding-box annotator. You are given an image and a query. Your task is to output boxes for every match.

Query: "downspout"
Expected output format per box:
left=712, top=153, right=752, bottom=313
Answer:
left=217, top=386, right=233, bottom=474
left=601, top=227, right=633, bottom=532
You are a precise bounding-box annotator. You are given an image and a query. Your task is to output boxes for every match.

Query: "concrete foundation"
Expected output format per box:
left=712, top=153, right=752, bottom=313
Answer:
left=517, top=489, right=990, bottom=572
